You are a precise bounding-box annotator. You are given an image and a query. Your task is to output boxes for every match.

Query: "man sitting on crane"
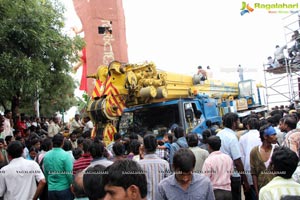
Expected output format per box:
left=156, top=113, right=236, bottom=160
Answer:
left=197, top=66, right=207, bottom=84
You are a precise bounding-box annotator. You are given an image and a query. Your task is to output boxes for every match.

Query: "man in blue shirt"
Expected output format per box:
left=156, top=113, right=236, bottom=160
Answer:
left=156, top=148, right=215, bottom=200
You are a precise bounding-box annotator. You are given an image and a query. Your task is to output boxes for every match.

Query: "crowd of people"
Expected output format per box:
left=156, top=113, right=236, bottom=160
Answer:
left=0, top=107, right=300, bottom=200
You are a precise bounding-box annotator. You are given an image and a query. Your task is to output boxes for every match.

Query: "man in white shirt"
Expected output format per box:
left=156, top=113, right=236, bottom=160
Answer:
left=274, top=45, right=286, bottom=66
left=83, top=116, right=93, bottom=133
left=206, top=66, right=213, bottom=79
left=69, top=114, right=84, bottom=134
left=47, top=116, right=61, bottom=138
left=0, top=141, right=46, bottom=200
left=3, top=110, right=13, bottom=141
left=237, top=65, right=244, bottom=81
left=239, top=117, right=262, bottom=200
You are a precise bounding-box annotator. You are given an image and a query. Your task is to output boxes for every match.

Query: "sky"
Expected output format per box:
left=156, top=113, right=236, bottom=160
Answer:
left=122, top=0, right=290, bottom=81
left=61, top=0, right=300, bottom=118
left=63, top=0, right=299, bottom=81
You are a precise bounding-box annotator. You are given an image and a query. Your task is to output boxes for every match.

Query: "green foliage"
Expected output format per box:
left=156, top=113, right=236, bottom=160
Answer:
left=76, top=93, right=90, bottom=114
left=0, top=0, right=84, bottom=116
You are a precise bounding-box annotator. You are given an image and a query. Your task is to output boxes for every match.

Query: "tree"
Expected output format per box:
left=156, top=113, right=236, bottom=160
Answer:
left=0, top=0, right=84, bottom=117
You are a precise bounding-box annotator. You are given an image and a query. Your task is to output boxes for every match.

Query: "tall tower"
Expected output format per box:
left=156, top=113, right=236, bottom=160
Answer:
left=72, top=0, right=128, bottom=95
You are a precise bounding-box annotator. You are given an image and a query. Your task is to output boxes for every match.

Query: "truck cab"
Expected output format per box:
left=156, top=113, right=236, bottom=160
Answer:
left=219, top=79, right=267, bottom=119
left=238, top=79, right=262, bottom=108
left=118, top=94, right=221, bottom=137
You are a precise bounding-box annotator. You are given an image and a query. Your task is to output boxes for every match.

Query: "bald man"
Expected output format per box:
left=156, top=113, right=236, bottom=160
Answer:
left=71, top=171, right=88, bottom=200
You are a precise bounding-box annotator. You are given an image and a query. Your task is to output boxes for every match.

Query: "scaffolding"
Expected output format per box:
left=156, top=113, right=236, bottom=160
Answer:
left=264, top=11, right=300, bottom=109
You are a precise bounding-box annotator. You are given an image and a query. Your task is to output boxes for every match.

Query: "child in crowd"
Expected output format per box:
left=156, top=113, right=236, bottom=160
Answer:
left=157, top=133, right=173, bottom=161
left=27, top=146, right=38, bottom=160
left=157, top=133, right=173, bottom=150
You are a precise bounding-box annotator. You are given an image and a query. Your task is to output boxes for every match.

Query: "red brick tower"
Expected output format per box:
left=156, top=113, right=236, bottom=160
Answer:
left=72, top=0, right=128, bottom=95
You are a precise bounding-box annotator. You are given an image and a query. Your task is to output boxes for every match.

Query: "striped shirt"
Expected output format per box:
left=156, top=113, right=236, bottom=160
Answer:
left=259, top=176, right=300, bottom=200
left=202, top=151, right=233, bottom=191
left=138, top=153, right=170, bottom=200
left=73, top=153, right=93, bottom=175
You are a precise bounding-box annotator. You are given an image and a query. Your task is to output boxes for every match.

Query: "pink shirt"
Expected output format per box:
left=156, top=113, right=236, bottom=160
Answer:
left=202, top=151, right=233, bottom=191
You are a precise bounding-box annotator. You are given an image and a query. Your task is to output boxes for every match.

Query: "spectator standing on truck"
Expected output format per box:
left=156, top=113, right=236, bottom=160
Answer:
left=237, top=64, right=244, bottom=81
left=206, top=65, right=213, bottom=79
left=217, top=112, right=250, bottom=200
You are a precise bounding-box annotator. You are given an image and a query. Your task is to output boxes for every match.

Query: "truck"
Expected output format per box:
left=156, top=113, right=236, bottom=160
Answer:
left=86, top=61, right=266, bottom=145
